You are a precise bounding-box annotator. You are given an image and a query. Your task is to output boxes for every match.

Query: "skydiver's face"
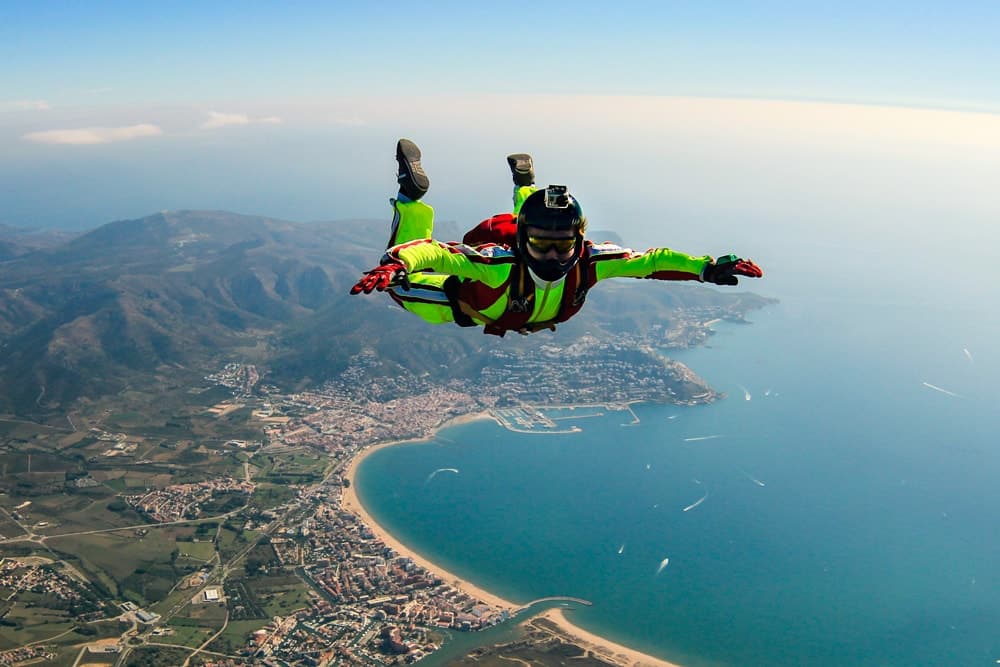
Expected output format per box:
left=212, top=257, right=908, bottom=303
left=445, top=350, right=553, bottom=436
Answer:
left=523, top=226, right=578, bottom=262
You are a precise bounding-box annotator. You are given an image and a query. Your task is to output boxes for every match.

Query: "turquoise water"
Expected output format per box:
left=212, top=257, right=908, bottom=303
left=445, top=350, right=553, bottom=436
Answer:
left=355, top=291, right=1000, bottom=666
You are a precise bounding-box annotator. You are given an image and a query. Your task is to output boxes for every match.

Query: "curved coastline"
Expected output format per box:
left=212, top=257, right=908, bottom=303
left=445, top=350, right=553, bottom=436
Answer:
left=340, top=409, right=685, bottom=667
left=533, top=608, right=684, bottom=667
left=341, top=410, right=517, bottom=610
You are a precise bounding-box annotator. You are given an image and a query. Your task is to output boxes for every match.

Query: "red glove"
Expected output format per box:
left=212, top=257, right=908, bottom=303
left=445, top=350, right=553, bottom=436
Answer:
left=350, top=261, right=409, bottom=294
left=702, top=255, right=763, bottom=285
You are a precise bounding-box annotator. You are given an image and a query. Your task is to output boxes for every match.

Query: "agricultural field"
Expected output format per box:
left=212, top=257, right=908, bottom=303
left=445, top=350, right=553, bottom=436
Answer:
left=254, top=451, right=329, bottom=486
left=155, top=619, right=217, bottom=647
left=205, top=618, right=267, bottom=656
left=0, top=386, right=334, bottom=663
left=122, top=645, right=193, bottom=667
left=250, top=574, right=314, bottom=617
left=176, top=540, right=216, bottom=563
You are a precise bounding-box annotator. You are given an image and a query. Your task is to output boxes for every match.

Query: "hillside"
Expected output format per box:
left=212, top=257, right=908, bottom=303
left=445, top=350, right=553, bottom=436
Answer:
left=0, top=210, right=772, bottom=417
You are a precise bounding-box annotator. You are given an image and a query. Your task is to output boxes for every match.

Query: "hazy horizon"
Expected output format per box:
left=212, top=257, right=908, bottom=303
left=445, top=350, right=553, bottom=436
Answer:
left=4, top=3, right=1000, bottom=247
left=3, top=95, right=1000, bottom=236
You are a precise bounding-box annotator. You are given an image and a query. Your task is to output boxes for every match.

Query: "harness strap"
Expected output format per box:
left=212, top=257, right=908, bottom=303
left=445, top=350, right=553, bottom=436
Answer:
left=443, top=276, right=477, bottom=327
left=458, top=299, right=495, bottom=326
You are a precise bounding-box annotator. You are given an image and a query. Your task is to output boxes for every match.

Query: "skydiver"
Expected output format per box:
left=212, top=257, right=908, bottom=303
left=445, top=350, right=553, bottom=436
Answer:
left=350, top=139, right=763, bottom=336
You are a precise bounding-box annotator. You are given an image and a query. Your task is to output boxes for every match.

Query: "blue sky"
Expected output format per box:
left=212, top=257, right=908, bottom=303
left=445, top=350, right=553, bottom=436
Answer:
left=5, top=2, right=1000, bottom=108
left=2, top=2, right=1000, bottom=233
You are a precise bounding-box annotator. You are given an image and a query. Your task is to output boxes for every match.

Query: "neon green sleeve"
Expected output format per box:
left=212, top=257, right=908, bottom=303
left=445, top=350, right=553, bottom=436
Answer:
left=392, top=241, right=512, bottom=288
left=592, top=246, right=712, bottom=281
left=513, top=185, right=537, bottom=215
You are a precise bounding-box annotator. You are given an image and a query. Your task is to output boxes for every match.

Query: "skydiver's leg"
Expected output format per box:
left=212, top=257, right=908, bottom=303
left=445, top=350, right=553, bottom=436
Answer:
left=387, top=139, right=434, bottom=247
left=506, top=153, right=537, bottom=215
left=457, top=154, right=536, bottom=246
left=386, top=273, right=455, bottom=324
left=513, top=185, right=537, bottom=216
left=386, top=197, right=434, bottom=247
left=377, top=139, right=457, bottom=324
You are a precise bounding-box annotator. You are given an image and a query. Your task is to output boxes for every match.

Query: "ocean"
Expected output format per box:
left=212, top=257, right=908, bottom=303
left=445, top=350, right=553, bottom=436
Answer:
left=354, top=285, right=1000, bottom=666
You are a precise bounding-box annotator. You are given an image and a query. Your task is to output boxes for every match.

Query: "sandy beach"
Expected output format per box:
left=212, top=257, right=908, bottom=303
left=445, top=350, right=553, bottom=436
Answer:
left=340, top=410, right=517, bottom=611
left=340, top=408, right=687, bottom=667
left=532, top=608, right=684, bottom=667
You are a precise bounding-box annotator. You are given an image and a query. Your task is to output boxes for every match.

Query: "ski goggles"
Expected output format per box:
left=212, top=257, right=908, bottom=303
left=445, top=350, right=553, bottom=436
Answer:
left=526, top=235, right=577, bottom=254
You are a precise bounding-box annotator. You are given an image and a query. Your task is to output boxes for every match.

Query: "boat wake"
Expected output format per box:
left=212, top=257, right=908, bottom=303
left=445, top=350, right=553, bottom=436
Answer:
left=682, top=490, right=709, bottom=512
left=683, top=435, right=724, bottom=442
left=425, top=467, right=460, bottom=484
left=922, top=381, right=962, bottom=398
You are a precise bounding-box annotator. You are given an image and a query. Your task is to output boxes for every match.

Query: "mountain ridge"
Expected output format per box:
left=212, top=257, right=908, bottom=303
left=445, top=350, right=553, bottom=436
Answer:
left=0, top=209, right=772, bottom=417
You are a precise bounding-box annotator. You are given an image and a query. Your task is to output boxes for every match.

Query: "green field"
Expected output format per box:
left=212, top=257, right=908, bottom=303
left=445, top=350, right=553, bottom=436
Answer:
left=0, top=386, right=289, bottom=663
left=157, top=621, right=217, bottom=647
left=23, top=487, right=146, bottom=535
left=47, top=528, right=200, bottom=606
left=0, top=604, right=76, bottom=648
left=103, top=476, right=128, bottom=492
left=206, top=618, right=268, bottom=655
left=177, top=540, right=216, bottom=562
left=0, top=450, right=71, bottom=474
left=122, top=645, right=193, bottom=667
left=0, top=418, right=69, bottom=440
left=188, top=601, right=228, bottom=624
left=0, top=517, right=27, bottom=539
left=253, top=575, right=313, bottom=617
left=246, top=483, right=295, bottom=511
left=155, top=598, right=230, bottom=648
left=254, top=451, right=328, bottom=483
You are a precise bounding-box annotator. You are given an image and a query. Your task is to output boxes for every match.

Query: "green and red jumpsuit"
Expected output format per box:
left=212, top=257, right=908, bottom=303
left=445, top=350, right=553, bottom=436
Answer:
left=383, top=186, right=714, bottom=336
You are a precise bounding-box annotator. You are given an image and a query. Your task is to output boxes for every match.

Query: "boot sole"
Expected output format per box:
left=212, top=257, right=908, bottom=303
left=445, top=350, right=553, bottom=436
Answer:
left=397, top=139, right=429, bottom=192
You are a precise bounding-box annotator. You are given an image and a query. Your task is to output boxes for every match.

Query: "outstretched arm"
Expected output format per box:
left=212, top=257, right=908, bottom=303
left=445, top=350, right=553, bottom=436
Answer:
left=350, top=239, right=513, bottom=295
left=589, top=243, right=762, bottom=284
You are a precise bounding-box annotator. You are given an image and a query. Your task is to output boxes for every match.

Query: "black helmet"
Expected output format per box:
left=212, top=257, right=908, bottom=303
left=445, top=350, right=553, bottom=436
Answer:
left=517, top=185, right=585, bottom=233
left=516, top=186, right=586, bottom=282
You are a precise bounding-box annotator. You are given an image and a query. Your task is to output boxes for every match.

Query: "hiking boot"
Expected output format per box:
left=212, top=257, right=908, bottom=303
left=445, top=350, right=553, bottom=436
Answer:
left=506, top=153, right=535, bottom=187
left=396, top=138, right=429, bottom=200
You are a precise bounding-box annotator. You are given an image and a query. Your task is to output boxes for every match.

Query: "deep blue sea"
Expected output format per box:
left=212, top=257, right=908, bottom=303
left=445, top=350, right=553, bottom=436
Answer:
left=355, top=284, right=1000, bottom=666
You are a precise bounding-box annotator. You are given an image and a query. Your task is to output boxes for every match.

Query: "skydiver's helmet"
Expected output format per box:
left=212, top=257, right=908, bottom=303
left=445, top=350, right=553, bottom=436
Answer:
left=516, top=185, right=587, bottom=282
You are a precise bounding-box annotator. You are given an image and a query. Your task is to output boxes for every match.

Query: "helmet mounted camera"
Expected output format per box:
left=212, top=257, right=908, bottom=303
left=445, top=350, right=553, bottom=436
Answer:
left=517, top=185, right=586, bottom=282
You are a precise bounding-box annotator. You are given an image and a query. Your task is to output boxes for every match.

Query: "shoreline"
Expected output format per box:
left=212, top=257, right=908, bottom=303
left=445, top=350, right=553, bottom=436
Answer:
left=531, top=608, right=684, bottom=667
left=340, top=410, right=517, bottom=611
left=340, top=407, right=688, bottom=667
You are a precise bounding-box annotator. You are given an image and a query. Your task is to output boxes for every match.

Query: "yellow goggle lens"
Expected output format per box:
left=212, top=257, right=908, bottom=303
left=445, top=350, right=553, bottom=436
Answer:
left=527, top=236, right=577, bottom=253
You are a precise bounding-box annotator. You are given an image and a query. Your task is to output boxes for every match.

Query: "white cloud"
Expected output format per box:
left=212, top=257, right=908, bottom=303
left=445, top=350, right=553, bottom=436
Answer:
left=0, top=99, right=50, bottom=112
left=22, top=123, right=163, bottom=145
left=200, top=111, right=283, bottom=129
left=200, top=111, right=251, bottom=129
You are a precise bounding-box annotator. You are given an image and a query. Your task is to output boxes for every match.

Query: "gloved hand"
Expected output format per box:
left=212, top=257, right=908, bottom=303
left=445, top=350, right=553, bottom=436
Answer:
left=702, top=255, right=763, bottom=285
left=349, top=261, right=410, bottom=294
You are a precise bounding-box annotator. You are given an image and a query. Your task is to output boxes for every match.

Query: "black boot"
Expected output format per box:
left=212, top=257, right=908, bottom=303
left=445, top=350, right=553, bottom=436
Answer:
left=396, top=139, right=429, bottom=201
left=506, top=153, right=534, bottom=187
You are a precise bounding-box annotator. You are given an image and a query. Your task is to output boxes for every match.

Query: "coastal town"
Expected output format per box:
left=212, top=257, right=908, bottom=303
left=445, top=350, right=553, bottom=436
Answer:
left=209, top=473, right=513, bottom=665
left=0, top=317, right=738, bottom=666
